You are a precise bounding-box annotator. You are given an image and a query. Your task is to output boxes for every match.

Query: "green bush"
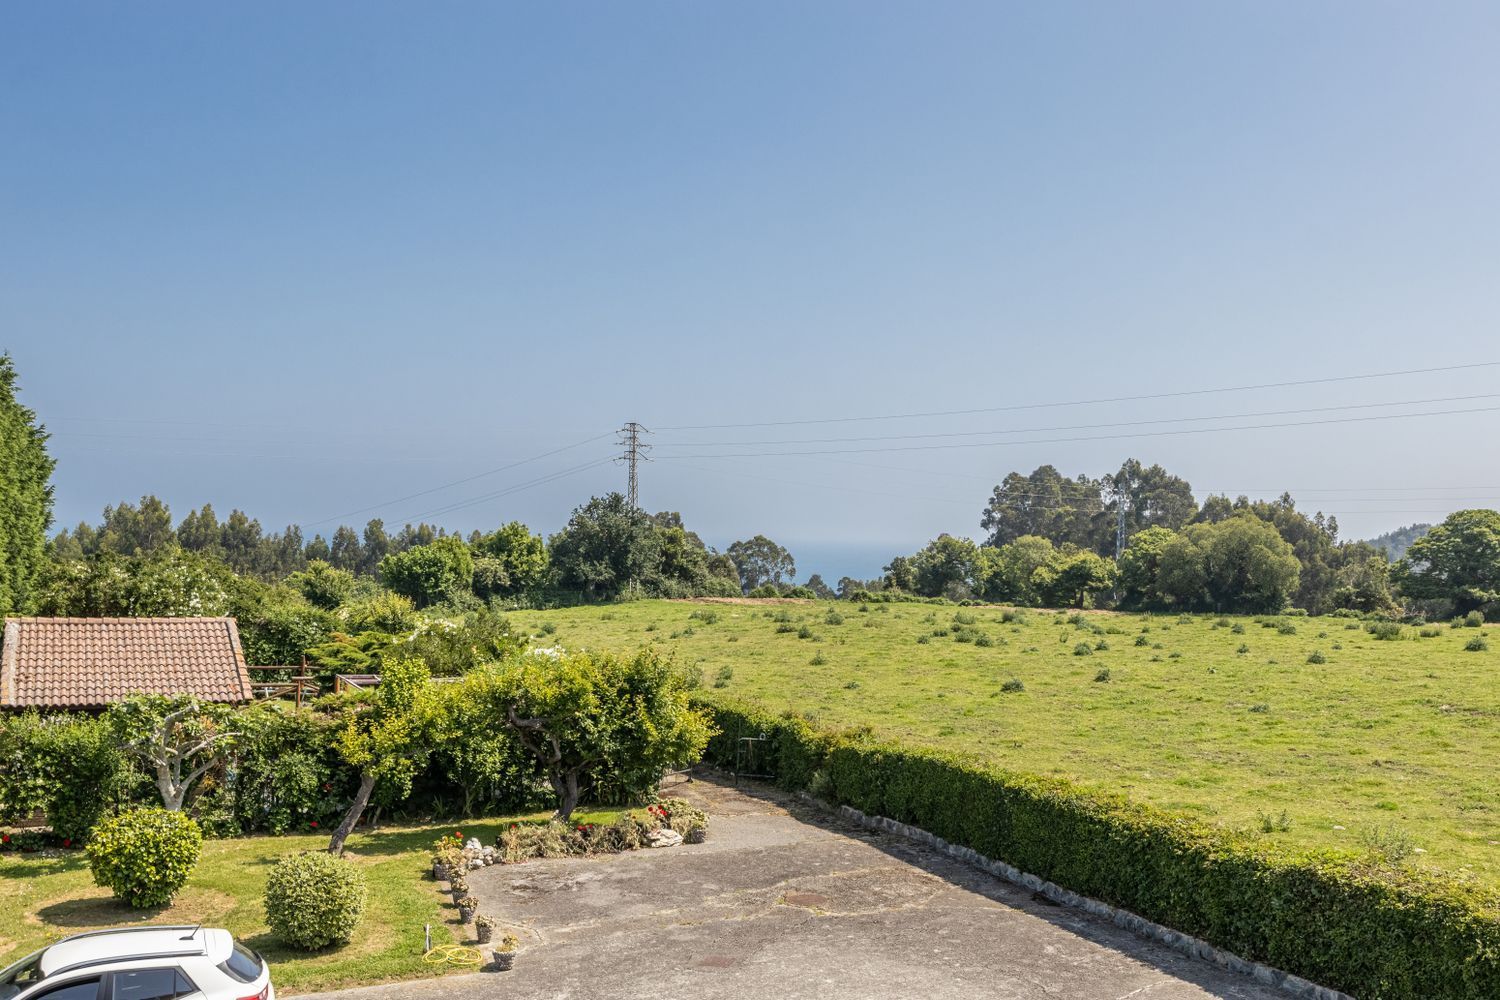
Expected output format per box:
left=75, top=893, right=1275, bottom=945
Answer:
left=1466, top=634, right=1490, bottom=653
left=1368, top=621, right=1404, bottom=641
left=1464, top=610, right=1485, bottom=627
left=264, top=851, right=368, bottom=950
left=86, top=809, right=203, bottom=908
left=1072, top=642, right=1092, bottom=657
left=692, top=694, right=1500, bottom=998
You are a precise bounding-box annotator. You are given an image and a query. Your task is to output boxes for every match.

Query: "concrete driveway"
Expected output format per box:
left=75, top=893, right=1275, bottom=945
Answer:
left=301, top=773, right=1282, bottom=1000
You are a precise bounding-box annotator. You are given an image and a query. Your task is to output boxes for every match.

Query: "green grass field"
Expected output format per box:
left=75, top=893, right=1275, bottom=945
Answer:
left=0, top=808, right=619, bottom=995
left=527, top=598, right=1500, bottom=884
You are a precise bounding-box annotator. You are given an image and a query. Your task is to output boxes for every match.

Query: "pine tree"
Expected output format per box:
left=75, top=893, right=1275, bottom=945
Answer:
left=0, top=354, right=56, bottom=613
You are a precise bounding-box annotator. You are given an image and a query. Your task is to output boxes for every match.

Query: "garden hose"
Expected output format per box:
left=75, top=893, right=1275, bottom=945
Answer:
left=423, top=944, right=483, bottom=967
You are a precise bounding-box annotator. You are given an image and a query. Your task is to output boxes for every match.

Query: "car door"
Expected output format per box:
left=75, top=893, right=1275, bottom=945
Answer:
left=107, top=971, right=199, bottom=1000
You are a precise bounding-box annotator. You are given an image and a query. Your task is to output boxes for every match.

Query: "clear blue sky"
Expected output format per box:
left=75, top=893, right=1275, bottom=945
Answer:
left=5, top=3, right=1499, bottom=582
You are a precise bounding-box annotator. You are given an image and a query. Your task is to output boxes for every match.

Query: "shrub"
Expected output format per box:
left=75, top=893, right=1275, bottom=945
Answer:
left=264, top=851, right=368, bottom=950
left=1464, top=610, right=1485, bottom=627
left=1072, top=642, right=1093, bottom=657
left=809, top=651, right=827, bottom=666
left=692, top=694, right=1500, bottom=998
left=1134, top=635, right=1149, bottom=646
left=1307, top=650, right=1327, bottom=664
left=1094, top=668, right=1111, bottom=683
left=1231, top=623, right=1245, bottom=634
left=1000, top=678, right=1025, bottom=693
left=1368, top=621, right=1404, bottom=641
left=1466, top=634, right=1490, bottom=653
left=1276, top=623, right=1298, bottom=636
left=1094, top=639, right=1109, bottom=651
left=974, top=634, right=994, bottom=648
left=713, top=665, right=734, bottom=688
left=86, top=809, right=202, bottom=908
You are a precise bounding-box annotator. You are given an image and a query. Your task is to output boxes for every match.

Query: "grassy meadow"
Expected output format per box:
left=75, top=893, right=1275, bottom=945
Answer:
left=526, top=599, right=1500, bottom=884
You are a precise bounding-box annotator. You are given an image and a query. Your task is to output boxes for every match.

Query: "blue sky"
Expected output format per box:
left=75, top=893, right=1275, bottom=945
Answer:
left=4, top=3, right=1499, bottom=582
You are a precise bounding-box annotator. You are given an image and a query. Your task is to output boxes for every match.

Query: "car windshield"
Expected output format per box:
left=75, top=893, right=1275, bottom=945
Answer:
left=0, top=952, right=45, bottom=1000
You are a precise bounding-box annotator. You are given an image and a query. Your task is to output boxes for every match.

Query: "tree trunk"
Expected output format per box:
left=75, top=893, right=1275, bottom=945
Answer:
left=550, top=769, right=581, bottom=822
left=329, top=772, right=376, bottom=855
left=155, top=766, right=185, bottom=811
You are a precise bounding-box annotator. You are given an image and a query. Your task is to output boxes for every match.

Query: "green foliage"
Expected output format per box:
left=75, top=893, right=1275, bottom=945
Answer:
left=726, top=535, right=796, bottom=594
left=1307, top=650, right=1327, bottom=664
left=478, top=648, right=714, bottom=818
left=379, top=537, right=474, bottom=609
left=1395, top=510, right=1500, bottom=616
left=86, top=808, right=203, bottom=908
left=693, top=695, right=1500, bottom=999
left=232, top=704, right=347, bottom=835
left=289, top=560, right=358, bottom=610
left=470, top=521, right=550, bottom=597
left=1000, top=678, right=1025, bottom=693
left=1465, top=634, right=1489, bottom=653
left=1367, top=621, right=1404, bottom=641
left=0, top=354, right=55, bottom=614
left=549, top=493, right=661, bottom=599
left=339, top=591, right=419, bottom=634
left=238, top=597, right=338, bottom=665
left=1072, top=642, right=1092, bottom=656
left=1157, top=514, right=1301, bottom=613
left=1464, top=610, right=1486, bottom=627
left=39, top=547, right=233, bottom=617
left=264, top=851, right=369, bottom=950
left=0, top=713, right=130, bottom=842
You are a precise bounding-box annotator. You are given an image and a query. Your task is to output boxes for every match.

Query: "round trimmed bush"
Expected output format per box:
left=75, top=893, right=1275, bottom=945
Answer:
left=264, top=851, right=368, bottom=950
left=86, top=808, right=203, bottom=908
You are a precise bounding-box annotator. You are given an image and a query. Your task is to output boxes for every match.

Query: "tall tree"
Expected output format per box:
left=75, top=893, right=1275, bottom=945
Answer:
left=97, top=496, right=174, bottom=556
left=176, top=503, right=222, bottom=556
left=980, top=465, right=1102, bottom=549
left=549, top=493, right=661, bottom=599
left=726, top=535, right=796, bottom=593
left=360, top=519, right=390, bottom=576
left=330, top=525, right=363, bottom=573
left=0, top=354, right=54, bottom=613
left=1099, top=459, right=1197, bottom=553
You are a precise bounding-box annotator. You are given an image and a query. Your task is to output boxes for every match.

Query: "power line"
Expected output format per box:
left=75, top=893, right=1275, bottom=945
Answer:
left=653, top=392, right=1500, bottom=449
left=389, top=456, right=618, bottom=524
left=654, top=361, right=1500, bottom=431
left=303, top=431, right=615, bottom=528
left=654, top=403, right=1500, bottom=458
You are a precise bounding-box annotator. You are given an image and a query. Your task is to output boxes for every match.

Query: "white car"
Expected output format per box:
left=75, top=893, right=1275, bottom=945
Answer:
left=0, top=927, right=273, bottom=1000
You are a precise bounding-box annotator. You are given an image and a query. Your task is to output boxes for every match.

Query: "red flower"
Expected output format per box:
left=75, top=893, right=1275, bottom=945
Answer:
left=2, top=834, right=10, bottom=844
left=63, top=838, right=72, bottom=847
left=310, top=821, right=319, bottom=829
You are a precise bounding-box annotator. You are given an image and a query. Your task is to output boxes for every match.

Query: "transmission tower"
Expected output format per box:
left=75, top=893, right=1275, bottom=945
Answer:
left=617, top=422, right=651, bottom=508
left=1114, top=488, right=1128, bottom=561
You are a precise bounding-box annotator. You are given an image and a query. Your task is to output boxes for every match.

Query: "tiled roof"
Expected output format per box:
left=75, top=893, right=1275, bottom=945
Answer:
left=0, top=617, right=254, bottom=709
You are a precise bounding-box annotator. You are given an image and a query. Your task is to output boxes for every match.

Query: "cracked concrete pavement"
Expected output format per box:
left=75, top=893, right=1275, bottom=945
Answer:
left=297, top=773, right=1283, bottom=1000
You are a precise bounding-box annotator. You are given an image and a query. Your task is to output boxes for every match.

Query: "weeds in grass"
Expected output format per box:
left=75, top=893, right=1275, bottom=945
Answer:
left=975, top=634, right=994, bottom=647
left=1231, top=623, right=1245, bottom=634
left=1094, top=668, right=1111, bottom=683
left=1368, top=621, right=1404, bottom=641
left=825, top=611, right=844, bottom=626
left=1135, top=635, right=1149, bottom=646
left=798, top=625, right=815, bottom=640
left=1359, top=823, right=1415, bottom=861
left=1073, top=642, right=1093, bottom=656
left=1465, top=634, right=1490, bottom=652
left=843, top=679, right=859, bottom=689
left=1277, top=623, right=1298, bottom=636
left=713, top=665, right=734, bottom=688
left=1001, top=678, right=1025, bottom=693
left=1237, top=643, right=1250, bottom=654
left=810, top=651, right=827, bottom=666
left=1249, top=703, right=1270, bottom=713
left=1307, top=650, right=1327, bottom=664
left=1259, top=809, right=1292, bottom=833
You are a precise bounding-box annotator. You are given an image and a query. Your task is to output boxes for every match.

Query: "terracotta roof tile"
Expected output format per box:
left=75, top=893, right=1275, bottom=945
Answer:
left=0, top=617, right=254, bottom=709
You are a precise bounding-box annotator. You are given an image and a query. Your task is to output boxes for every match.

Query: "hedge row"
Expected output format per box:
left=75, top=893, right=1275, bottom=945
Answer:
left=696, top=695, right=1500, bottom=999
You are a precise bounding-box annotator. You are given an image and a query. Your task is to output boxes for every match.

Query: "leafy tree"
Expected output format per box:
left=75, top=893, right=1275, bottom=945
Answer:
left=359, top=519, right=390, bottom=576
left=1116, top=525, right=1178, bottom=609
left=804, top=574, right=836, bottom=600
left=289, top=560, right=357, bottom=609
left=40, top=548, right=233, bottom=617
left=977, top=535, right=1058, bottom=605
left=237, top=598, right=337, bottom=665
left=471, top=521, right=550, bottom=597
left=980, top=465, right=1102, bottom=550
left=1331, top=552, right=1398, bottom=614
left=107, top=695, right=239, bottom=811
left=902, top=534, right=982, bottom=599
left=1393, top=509, right=1500, bottom=615
left=549, top=493, right=661, bottom=599
left=1099, top=459, right=1197, bottom=553
left=97, top=496, right=175, bottom=557
left=330, top=525, right=363, bottom=573
left=1036, top=549, right=1117, bottom=607
left=328, top=655, right=436, bottom=853
left=304, top=534, right=332, bottom=563
left=482, top=648, right=713, bottom=820
left=1158, top=514, right=1301, bottom=612
left=727, top=535, right=796, bottom=594
left=176, top=504, right=223, bottom=558
left=378, top=536, right=474, bottom=608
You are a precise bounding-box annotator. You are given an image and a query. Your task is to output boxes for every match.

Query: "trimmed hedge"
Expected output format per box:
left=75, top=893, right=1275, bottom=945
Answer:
left=696, top=695, right=1500, bottom=999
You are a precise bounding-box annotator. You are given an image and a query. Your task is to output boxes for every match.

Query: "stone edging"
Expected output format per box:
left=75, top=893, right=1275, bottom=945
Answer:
left=798, top=792, right=1353, bottom=1000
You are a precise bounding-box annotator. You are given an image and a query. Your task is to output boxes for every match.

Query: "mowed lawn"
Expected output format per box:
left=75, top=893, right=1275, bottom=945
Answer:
left=527, top=599, right=1500, bottom=884
left=0, top=809, right=619, bottom=995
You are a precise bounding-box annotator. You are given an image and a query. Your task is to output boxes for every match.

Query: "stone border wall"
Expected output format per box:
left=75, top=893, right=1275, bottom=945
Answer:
left=802, top=792, right=1354, bottom=1000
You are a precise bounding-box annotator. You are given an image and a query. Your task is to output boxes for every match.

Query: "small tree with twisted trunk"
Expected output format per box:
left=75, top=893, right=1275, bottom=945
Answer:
left=327, top=655, right=435, bottom=854
left=484, top=648, right=714, bottom=821
left=106, top=695, right=238, bottom=811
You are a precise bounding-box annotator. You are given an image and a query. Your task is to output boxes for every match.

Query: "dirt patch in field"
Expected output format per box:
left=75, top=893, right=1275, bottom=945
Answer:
left=665, top=597, right=812, bottom=606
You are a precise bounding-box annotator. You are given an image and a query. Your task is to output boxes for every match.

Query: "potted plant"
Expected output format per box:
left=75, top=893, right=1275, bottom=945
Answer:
left=475, top=914, right=496, bottom=944
left=489, top=934, right=519, bottom=972
left=457, top=895, right=478, bottom=924
left=684, top=820, right=707, bottom=845
left=449, top=876, right=469, bottom=904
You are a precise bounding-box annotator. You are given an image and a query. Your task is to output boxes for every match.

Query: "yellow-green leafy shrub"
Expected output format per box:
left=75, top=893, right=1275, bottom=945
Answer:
left=86, top=808, right=202, bottom=908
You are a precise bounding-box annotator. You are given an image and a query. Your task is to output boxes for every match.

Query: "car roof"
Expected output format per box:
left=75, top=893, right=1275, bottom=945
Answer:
left=38, top=928, right=218, bottom=978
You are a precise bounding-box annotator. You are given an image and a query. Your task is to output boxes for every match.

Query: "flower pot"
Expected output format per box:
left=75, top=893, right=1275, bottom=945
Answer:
left=433, top=862, right=448, bottom=881
left=458, top=905, right=476, bottom=923
left=476, top=924, right=493, bottom=944
left=451, top=888, right=467, bottom=905
left=685, top=827, right=707, bottom=845
left=488, top=951, right=515, bottom=972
